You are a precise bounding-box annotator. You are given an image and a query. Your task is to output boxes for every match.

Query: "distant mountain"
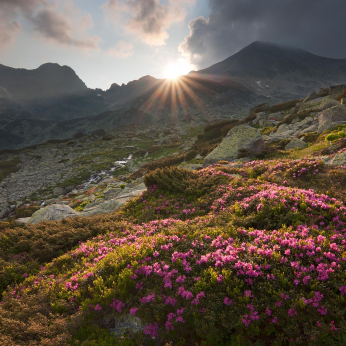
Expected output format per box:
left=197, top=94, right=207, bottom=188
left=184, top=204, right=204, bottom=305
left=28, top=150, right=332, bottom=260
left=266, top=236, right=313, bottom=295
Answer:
left=0, top=63, right=87, bottom=100
left=192, top=41, right=346, bottom=99
left=106, top=75, right=160, bottom=106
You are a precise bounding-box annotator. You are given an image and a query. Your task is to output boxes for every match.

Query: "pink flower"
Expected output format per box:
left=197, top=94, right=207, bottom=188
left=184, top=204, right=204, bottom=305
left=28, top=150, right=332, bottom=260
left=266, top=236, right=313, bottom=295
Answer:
left=143, top=322, right=159, bottom=338
left=176, top=275, right=186, bottom=283
left=130, top=307, right=138, bottom=315
left=175, top=316, right=185, bottom=323
left=224, top=297, right=233, bottom=305
left=244, top=290, right=253, bottom=298
left=271, top=316, right=278, bottom=324
left=265, top=308, right=272, bottom=316
left=339, top=286, right=346, bottom=295
left=318, top=306, right=328, bottom=315
left=95, top=304, right=102, bottom=311
left=302, top=276, right=311, bottom=285
left=23, top=273, right=28, bottom=278
left=288, top=309, right=297, bottom=317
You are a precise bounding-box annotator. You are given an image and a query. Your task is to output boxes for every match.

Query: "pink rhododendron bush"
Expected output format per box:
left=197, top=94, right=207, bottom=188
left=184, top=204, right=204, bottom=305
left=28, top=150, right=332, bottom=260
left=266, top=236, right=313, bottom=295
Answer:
left=1, top=161, right=346, bottom=345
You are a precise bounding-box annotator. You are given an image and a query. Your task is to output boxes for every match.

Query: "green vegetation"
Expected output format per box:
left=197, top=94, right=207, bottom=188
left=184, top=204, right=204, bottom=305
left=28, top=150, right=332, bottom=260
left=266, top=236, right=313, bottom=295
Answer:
left=2, top=159, right=346, bottom=344
left=325, top=125, right=346, bottom=142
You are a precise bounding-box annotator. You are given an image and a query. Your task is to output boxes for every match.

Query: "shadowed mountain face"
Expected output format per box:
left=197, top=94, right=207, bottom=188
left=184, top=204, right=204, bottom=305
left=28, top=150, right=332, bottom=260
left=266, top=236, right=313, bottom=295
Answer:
left=192, top=41, right=346, bottom=99
left=0, top=63, right=87, bottom=100
left=2, top=41, right=346, bottom=151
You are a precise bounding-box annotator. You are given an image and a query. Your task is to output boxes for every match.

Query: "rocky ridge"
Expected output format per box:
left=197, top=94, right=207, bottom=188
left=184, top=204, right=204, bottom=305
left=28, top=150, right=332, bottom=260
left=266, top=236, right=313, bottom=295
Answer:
left=3, top=83, right=346, bottom=224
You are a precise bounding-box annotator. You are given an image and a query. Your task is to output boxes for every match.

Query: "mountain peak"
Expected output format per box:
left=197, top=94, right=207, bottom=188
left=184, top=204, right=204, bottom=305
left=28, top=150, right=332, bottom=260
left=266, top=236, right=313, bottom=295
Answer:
left=0, top=63, right=87, bottom=100
left=195, top=41, right=346, bottom=80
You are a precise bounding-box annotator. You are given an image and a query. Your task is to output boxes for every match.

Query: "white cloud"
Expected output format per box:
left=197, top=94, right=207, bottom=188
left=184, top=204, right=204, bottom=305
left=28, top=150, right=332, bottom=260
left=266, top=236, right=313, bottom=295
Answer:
left=107, top=40, right=133, bottom=58
left=0, top=0, right=100, bottom=50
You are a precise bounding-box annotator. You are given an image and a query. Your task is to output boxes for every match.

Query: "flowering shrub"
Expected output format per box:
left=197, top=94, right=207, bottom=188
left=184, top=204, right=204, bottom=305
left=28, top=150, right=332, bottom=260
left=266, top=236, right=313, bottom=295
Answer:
left=2, top=160, right=346, bottom=345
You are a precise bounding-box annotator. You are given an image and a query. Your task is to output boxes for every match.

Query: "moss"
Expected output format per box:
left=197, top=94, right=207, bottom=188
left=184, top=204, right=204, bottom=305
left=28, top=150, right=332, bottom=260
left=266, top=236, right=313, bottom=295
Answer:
left=260, top=127, right=276, bottom=136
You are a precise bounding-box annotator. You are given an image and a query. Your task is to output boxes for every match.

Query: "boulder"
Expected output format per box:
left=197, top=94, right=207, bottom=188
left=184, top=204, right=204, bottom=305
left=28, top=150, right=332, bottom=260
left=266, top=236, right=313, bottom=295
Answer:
left=276, top=124, right=291, bottom=134
left=303, top=92, right=319, bottom=103
left=28, top=204, right=77, bottom=224
left=299, top=123, right=319, bottom=134
left=203, top=125, right=264, bottom=166
left=285, top=138, right=308, bottom=151
left=299, top=97, right=325, bottom=111
left=329, top=85, right=346, bottom=97
left=317, top=98, right=339, bottom=112
left=317, top=105, right=346, bottom=133
left=330, top=151, right=346, bottom=166
left=81, top=184, right=146, bottom=217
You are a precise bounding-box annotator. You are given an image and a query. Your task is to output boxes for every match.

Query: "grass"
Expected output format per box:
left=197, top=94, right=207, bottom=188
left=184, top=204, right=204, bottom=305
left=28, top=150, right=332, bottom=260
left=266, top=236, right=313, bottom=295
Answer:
left=287, top=141, right=330, bottom=159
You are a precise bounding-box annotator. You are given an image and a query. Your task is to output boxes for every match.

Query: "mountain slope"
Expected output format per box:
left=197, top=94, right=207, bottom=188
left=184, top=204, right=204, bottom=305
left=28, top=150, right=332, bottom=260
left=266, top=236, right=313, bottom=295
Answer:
left=193, top=41, right=346, bottom=99
left=0, top=63, right=87, bottom=100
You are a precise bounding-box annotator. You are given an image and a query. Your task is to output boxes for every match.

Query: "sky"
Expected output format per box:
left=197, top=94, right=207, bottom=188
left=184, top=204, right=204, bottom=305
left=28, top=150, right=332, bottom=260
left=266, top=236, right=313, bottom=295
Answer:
left=1, top=0, right=346, bottom=90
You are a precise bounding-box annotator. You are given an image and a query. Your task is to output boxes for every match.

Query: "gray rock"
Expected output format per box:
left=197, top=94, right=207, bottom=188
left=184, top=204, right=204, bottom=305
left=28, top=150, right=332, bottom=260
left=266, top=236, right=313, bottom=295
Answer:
left=276, top=124, right=291, bottom=134
left=317, top=98, right=339, bottom=112
left=285, top=138, right=308, bottom=151
left=183, top=164, right=203, bottom=170
left=269, top=112, right=284, bottom=120
left=303, top=92, right=319, bottom=103
left=317, top=105, right=346, bottom=133
left=299, top=97, right=325, bottom=111
left=329, top=85, right=346, bottom=97
left=330, top=151, right=346, bottom=166
left=203, top=125, right=264, bottom=166
left=299, top=123, right=319, bottom=134
left=28, top=204, right=77, bottom=224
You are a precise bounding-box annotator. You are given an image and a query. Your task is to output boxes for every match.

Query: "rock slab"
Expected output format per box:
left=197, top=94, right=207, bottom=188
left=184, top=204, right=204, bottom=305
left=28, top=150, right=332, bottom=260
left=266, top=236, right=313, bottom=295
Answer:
left=28, top=204, right=77, bottom=224
left=318, top=105, right=346, bottom=133
left=285, top=138, right=308, bottom=151
left=203, top=125, right=264, bottom=166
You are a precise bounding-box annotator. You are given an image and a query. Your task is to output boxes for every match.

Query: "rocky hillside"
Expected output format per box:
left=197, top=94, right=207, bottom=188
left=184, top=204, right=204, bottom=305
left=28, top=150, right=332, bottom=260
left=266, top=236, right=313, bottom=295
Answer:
left=3, top=41, right=346, bottom=152
left=2, top=82, right=346, bottom=221
left=193, top=41, right=346, bottom=100
left=2, top=83, right=346, bottom=343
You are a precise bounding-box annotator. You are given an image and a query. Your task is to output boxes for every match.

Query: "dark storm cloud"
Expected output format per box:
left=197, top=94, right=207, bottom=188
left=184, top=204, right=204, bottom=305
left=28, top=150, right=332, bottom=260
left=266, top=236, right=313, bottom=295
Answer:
left=179, top=0, right=346, bottom=68
left=0, top=0, right=99, bottom=50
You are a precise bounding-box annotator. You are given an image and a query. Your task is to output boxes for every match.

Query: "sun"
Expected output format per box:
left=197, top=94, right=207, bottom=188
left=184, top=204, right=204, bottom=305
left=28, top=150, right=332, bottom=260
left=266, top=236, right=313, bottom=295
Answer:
left=164, top=63, right=183, bottom=80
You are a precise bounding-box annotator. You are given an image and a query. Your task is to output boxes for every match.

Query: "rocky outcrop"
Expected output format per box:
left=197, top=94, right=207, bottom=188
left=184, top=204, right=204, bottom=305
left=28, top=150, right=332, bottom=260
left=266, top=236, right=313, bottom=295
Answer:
left=28, top=204, right=77, bottom=224
left=303, top=92, right=319, bottom=103
left=317, top=105, right=346, bottom=133
left=203, top=125, right=264, bottom=166
left=285, top=138, right=308, bottom=151
left=80, top=183, right=146, bottom=217
left=330, top=151, right=346, bottom=166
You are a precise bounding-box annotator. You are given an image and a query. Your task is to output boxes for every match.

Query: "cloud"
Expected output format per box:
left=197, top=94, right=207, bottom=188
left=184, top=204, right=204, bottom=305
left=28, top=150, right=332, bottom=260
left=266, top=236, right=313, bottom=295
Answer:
left=179, top=0, right=346, bottom=68
left=0, top=21, right=22, bottom=50
left=0, top=0, right=100, bottom=50
left=104, top=0, right=195, bottom=46
left=107, top=40, right=133, bottom=58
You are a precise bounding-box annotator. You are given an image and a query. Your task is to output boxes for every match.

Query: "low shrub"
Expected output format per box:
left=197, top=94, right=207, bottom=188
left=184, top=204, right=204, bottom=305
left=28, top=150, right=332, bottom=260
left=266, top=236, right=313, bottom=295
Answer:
left=13, top=205, right=40, bottom=218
